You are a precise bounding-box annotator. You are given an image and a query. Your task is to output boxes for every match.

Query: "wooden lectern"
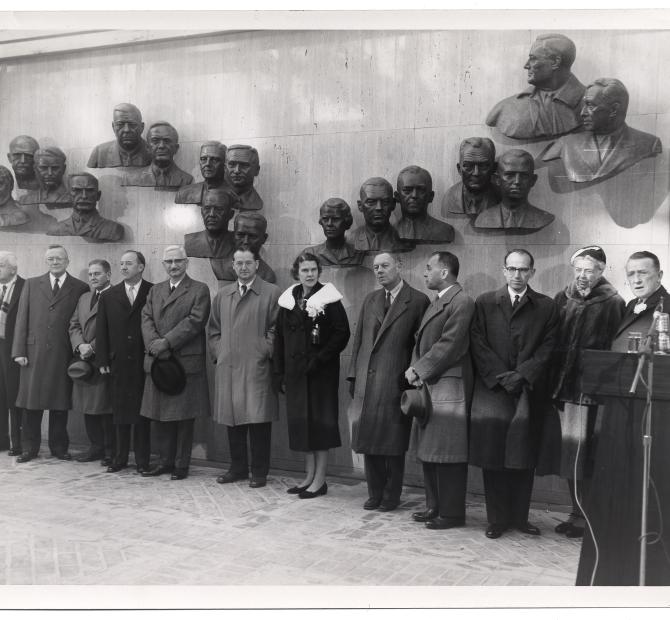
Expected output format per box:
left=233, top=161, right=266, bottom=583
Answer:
left=576, top=349, right=670, bottom=586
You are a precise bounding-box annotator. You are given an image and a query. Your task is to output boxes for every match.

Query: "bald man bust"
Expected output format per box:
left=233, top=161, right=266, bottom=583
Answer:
left=7, top=135, right=40, bottom=190
left=88, top=103, right=152, bottom=168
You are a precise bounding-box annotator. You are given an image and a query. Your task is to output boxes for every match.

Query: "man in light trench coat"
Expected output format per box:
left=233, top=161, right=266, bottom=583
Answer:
left=208, top=248, right=280, bottom=488
left=404, top=251, right=475, bottom=530
left=348, top=252, right=429, bottom=511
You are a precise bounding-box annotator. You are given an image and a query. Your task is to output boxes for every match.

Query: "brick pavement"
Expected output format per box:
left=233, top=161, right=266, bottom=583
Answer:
left=0, top=453, right=580, bottom=586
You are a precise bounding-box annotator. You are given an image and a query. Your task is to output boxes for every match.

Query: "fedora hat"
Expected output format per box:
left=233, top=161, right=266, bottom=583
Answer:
left=67, top=358, right=96, bottom=382
left=400, top=383, right=432, bottom=428
left=151, top=355, right=186, bottom=395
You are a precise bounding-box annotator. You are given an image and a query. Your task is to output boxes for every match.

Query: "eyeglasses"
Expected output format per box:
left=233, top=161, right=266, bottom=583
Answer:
left=505, top=266, right=531, bottom=274
left=163, top=259, right=187, bottom=265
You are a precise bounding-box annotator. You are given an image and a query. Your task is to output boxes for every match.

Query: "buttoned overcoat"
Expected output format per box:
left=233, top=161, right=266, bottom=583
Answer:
left=207, top=277, right=280, bottom=426
left=95, top=279, right=153, bottom=424
left=68, top=290, right=112, bottom=415
left=408, top=283, right=475, bottom=463
left=12, top=272, right=88, bottom=410
left=469, top=285, right=559, bottom=470
left=347, top=281, right=429, bottom=455
left=140, top=275, right=211, bottom=422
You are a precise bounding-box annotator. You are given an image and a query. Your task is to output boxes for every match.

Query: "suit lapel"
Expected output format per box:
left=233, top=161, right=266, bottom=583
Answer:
left=160, top=276, right=190, bottom=314
left=132, top=279, right=151, bottom=314
left=615, top=286, right=667, bottom=338
left=495, top=286, right=513, bottom=323
left=374, top=282, right=410, bottom=346
left=417, top=283, right=461, bottom=336
left=7, top=277, right=24, bottom=312
left=50, top=273, right=75, bottom=306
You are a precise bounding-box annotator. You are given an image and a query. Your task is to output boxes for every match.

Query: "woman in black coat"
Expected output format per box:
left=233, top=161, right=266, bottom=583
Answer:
left=274, top=252, right=350, bottom=499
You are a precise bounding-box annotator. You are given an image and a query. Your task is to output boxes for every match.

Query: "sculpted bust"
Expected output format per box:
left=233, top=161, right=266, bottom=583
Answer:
left=0, top=166, right=29, bottom=228
left=7, top=135, right=40, bottom=190
left=184, top=187, right=238, bottom=258
left=304, top=197, right=364, bottom=267
left=224, top=145, right=263, bottom=211
left=542, top=78, right=663, bottom=183
left=474, top=149, right=555, bottom=231
left=47, top=172, right=124, bottom=242
left=395, top=165, right=454, bottom=243
left=442, top=137, right=499, bottom=217
left=175, top=141, right=231, bottom=204
left=209, top=211, right=276, bottom=283
left=20, top=147, right=72, bottom=208
left=486, top=33, right=585, bottom=140
left=87, top=103, right=152, bottom=169
left=122, top=122, right=194, bottom=191
left=352, top=177, right=414, bottom=254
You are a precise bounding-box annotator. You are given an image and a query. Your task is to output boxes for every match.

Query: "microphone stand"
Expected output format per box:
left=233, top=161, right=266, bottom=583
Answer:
left=628, top=299, right=663, bottom=586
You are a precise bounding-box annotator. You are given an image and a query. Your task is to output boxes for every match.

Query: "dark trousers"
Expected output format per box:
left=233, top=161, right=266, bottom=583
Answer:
left=567, top=477, right=591, bottom=520
left=114, top=418, right=151, bottom=468
left=0, top=338, right=20, bottom=452
left=482, top=467, right=535, bottom=527
left=83, top=413, right=115, bottom=458
left=21, top=408, right=69, bottom=457
left=422, top=461, right=468, bottom=521
left=364, top=454, right=406, bottom=504
left=227, top=422, right=272, bottom=478
left=156, top=418, right=194, bottom=472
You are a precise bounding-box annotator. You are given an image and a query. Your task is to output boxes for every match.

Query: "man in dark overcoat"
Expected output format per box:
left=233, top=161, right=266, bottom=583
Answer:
left=12, top=245, right=88, bottom=462
left=404, top=251, right=475, bottom=530
left=139, top=245, right=210, bottom=480
left=68, top=259, right=114, bottom=464
left=0, top=252, right=24, bottom=454
left=97, top=250, right=153, bottom=473
left=348, top=252, right=429, bottom=511
left=469, top=248, right=558, bottom=539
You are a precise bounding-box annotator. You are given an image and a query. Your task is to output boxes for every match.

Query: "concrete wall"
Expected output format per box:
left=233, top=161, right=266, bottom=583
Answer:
left=1, top=29, right=668, bottom=504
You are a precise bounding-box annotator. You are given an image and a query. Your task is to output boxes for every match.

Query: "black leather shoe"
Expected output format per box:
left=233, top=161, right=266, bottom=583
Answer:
left=554, top=520, right=572, bottom=534
left=101, top=457, right=113, bottom=467
left=286, top=484, right=310, bottom=495
left=136, top=464, right=150, bottom=474
left=76, top=452, right=103, bottom=463
left=171, top=470, right=188, bottom=480
left=412, top=509, right=438, bottom=523
left=299, top=482, right=328, bottom=499
left=485, top=524, right=506, bottom=539
left=249, top=477, right=266, bottom=488
left=378, top=500, right=399, bottom=512
left=141, top=465, right=173, bottom=477
left=516, top=522, right=541, bottom=536
left=106, top=464, right=127, bottom=473
left=426, top=516, right=465, bottom=530
left=565, top=524, right=584, bottom=538
left=16, top=453, right=36, bottom=463
left=55, top=453, right=72, bottom=461
left=8, top=449, right=21, bottom=456
left=216, top=471, right=247, bottom=484
left=363, top=497, right=382, bottom=510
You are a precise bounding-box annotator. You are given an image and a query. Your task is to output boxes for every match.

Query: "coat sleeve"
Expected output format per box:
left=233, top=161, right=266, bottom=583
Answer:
left=272, top=308, right=285, bottom=378
left=264, top=287, right=281, bottom=355
left=95, top=292, right=110, bottom=366
left=68, top=298, right=85, bottom=352
left=206, top=291, right=222, bottom=362
left=315, top=300, right=350, bottom=365
left=469, top=296, right=510, bottom=389
left=10, top=279, right=30, bottom=359
left=163, top=283, right=211, bottom=352
left=347, top=300, right=367, bottom=381
left=413, top=293, right=474, bottom=382
left=516, top=299, right=560, bottom=387
left=141, top=287, right=162, bottom=348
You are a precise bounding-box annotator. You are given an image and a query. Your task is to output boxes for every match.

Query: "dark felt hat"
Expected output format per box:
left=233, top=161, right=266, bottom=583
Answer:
left=400, top=383, right=432, bottom=428
left=67, top=358, right=96, bottom=382
left=150, top=355, right=186, bottom=395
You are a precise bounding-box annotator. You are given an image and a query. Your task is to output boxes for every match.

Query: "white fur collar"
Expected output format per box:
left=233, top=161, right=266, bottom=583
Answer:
left=277, top=282, right=343, bottom=318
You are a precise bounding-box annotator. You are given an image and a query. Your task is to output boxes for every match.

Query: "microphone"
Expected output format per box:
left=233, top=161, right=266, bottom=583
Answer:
left=629, top=296, right=665, bottom=394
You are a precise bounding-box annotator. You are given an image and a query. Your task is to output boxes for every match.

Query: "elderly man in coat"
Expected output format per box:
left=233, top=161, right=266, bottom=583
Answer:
left=404, top=251, right=475, bottom=530
left=470, top=249, right=559, bottom=539
left=139, top=245, right=211, bottom=480
left=208, top=248, right=280, bottom=488
left=12, top=245, right=88, bottom=462
left=68, top=259, right=114, bottom=464
left=97, top=250, right=153, bottom=473
left=348, top=252, right=429, bottom=511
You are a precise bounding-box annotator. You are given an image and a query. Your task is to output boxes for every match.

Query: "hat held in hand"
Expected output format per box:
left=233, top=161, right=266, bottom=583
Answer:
left=400, top=383, right=432, bottom=428
left=67, top=358, right=96, bottom=382
left=151, top=354, right=186, bottom=395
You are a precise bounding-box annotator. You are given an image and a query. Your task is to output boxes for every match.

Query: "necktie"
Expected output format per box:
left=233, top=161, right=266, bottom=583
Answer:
left=127, top=285, right=135, bottom=305
left=513, top=294, right=520, bottom=309
left=1, top=285, right=7, bottom=305
left=90, top=290, right=100, bottom=310
left=383, top=291, right=391, bottom=315
left=240, top=284, right=247, bottom=297
left=0, top=285, right=7, bottom=339
left=170, top=284, right=176, bottom=294
left=53, top=278, right=60, bottom=297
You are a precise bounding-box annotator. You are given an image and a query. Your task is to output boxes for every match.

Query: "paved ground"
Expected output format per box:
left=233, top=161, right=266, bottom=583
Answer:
left=0, top=452, right=581, bottom=586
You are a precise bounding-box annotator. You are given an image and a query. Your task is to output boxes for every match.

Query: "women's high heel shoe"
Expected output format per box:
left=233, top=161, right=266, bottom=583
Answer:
left=298, top=482, right=328, bottom=499
left=286, top=484, right=310, bottom=495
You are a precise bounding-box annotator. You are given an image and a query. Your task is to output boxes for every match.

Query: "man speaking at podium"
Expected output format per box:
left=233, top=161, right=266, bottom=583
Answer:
left=577, top=251, right=670, bottom=585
